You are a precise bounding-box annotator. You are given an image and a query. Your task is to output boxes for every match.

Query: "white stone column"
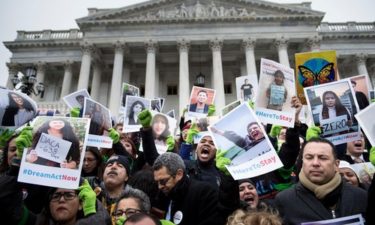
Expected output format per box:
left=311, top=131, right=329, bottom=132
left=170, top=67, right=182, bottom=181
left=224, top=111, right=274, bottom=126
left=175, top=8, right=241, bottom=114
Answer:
left=274, top=37, right=290, bottom=67
left=90, top=62, right=102, bottom=101
left=60, top=60, right=73, bottom=99
left=177, top=39, right=190, bottom=113
left=122, top=63, right=130, bottom=83
left=109, top=41, right=126, bottom=115
left=6, top=63, right=19, bottom=89
left=242, top=37, right=258, bottom=87
left=155, top=63, right=160, bottom=97
left=77, top=43, right=94, bottom=91
left=144, top=40, right=157, bottom=99
left=209, top=38, right=225, bottom=110
left=355, top=53, right=368, bottom=75
left=242, top=37, right=257, bottom=75
left=35, top=62, right=46, bottom=101
left=307, top=35, right=322, bottom=52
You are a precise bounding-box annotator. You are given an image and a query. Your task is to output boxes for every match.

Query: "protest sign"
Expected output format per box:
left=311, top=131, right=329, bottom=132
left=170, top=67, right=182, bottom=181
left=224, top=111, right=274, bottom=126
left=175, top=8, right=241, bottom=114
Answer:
left=349, top=74, right=372, bottom=109
left=35, top=133, right=72, bottom=163
left=295, top=50, right=338, bottom=104
left=63, top=89, right=90, bottom=109
left=236, top=75, right=257, bottom=102
left=123, top=96, right=151, bottom=133
left=18, top=116, right=90, bottom=189
left=150, top=111, right=177, bottom=154
left=355, top=103, right=375, bottom=147
left=255, top=58, right=296, bottom=127
left=120, top=83, right=139, bottom=111
left=209, top=103, right=283, bottom=180
left=188, top=86, right=216, bottom=118
left=304, top=79, right=361, bottom=145
left=221, top=100, right=241, bottom=116
left=301, top=214, right=364, bottom=225
left=0, top=88, right=37, bottom=129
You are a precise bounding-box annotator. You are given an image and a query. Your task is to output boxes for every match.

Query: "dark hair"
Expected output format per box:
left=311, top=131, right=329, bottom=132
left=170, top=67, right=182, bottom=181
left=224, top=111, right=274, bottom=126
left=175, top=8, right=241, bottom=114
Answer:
left=119, top=133, right=138, bottom=158
left=0, top=135, right=18, bottom=173
left=197, top=89, right=208, bottom=96
left=32, top=119, right=80, bottom=165
left=8, top=92, right=34, bottom=111
left=114, top=188, right=151, bottom=213
left=274, top=70, right=284, bottom=78
left=152, top=114, right=170, bottom=140
left=300, top=137, right=337, bottom=160
left=124, top=212, right=161, bottom=225
left=128, top=170, right=158, bottom=206
left=351, top=80, right=357, bottom=85
left=129, top=101, right=145, bottom=118
left=321, top=91, right=350, bottom=120
left=247, top=122, right=261, bottom=140
left=82, top=147, right=103, bottom=178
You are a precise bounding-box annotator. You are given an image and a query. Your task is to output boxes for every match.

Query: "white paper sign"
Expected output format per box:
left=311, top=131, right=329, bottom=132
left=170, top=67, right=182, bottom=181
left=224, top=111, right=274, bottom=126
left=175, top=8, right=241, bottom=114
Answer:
left=35, top=133, right=72, bottom=163
left=355, top=103, right=375, bottom=147
left=320, top=115, right=348, bottom=136
left=86, top=134, right=113, bottom=148
left=301, top=214, right=364, bottom=225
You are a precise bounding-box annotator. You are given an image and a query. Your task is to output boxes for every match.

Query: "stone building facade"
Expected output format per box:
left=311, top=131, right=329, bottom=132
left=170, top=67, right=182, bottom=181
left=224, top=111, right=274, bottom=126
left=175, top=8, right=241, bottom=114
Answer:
left=3, top=0, right=375, bottom=117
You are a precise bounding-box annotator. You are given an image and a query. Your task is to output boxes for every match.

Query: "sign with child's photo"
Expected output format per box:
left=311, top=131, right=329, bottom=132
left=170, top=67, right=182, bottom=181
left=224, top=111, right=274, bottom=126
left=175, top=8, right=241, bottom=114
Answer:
left=295, top=50, right=338, bottom=104
left=304, top=79, right=361, bottom=145
left=123, top=96, right=151, bottom=133
left=236, top=75, right=257, bottom=103
left=18, top=116, right=90, bottom=189
left=188, top=86, right=216, bottom=118
left=255, top=58, right=296, bottom=127
left=208, top=103, right=283, bottom=180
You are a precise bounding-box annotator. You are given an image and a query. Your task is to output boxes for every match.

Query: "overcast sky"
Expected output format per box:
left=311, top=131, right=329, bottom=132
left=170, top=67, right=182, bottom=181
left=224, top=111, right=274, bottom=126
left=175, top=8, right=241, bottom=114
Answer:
left=0, top=0, right=374, bottom=86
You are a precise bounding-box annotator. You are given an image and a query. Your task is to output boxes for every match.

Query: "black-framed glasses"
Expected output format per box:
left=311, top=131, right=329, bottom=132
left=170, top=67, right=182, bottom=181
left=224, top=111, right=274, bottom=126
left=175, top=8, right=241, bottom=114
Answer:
left=113, top=208, right=143, bottom=218
left=50, top=192, right=77, bottom=202
left=156, top=176, right=173, bottom=186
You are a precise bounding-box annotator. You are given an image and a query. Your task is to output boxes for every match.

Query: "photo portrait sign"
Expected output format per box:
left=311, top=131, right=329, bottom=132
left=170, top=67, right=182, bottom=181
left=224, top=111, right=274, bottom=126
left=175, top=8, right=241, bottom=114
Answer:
left=295, top=50, right=338, bottom=104
left=18, top=116, right=90, bottom=189
left=150, top=111, right=177, bottom=154
left=188, top=86, right=216, bottom=118
left=236, top=75, right=258, bottom=103
left=208, top=103, right=283, bottom=180
left=0, top=88, right=38, bottom=130
left=123, top=96, right=151, bottom=133
left=304, top=79, right=361, bottom=145
left=83, top=98, right=113, bottom=148
left=255, top=58, right=296, bottom=127
left=63, top=89, right=91, bottom=109
left=120, top=83, right=139, bottom=111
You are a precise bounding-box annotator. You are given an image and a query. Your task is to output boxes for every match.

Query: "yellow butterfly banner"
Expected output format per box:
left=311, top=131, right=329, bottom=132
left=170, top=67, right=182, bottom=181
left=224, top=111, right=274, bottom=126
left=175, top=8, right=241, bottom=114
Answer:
left=295, top=50, right=338, bottom=104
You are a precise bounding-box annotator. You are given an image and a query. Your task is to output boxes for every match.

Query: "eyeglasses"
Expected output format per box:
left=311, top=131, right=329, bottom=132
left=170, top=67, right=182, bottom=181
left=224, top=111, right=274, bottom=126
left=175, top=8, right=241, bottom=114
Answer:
left=113, top=208, right=143, bottom=218
left=50, top=192, right=77, bottom=202
left=156, top=176, right=173, bottom=186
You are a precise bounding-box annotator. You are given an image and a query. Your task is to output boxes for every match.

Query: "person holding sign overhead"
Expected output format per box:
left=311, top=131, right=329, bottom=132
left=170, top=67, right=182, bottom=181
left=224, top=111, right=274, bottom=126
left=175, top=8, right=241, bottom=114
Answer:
left=26, top=118, right=80, bottom=169
left=266, top=70, right=288, bottom=111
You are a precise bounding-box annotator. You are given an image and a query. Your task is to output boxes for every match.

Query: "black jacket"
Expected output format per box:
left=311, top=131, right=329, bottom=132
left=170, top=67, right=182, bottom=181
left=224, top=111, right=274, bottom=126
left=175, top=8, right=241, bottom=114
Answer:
left=164, top=175, right=223, bottom=225
left=275, top=181, right=367, bottom=225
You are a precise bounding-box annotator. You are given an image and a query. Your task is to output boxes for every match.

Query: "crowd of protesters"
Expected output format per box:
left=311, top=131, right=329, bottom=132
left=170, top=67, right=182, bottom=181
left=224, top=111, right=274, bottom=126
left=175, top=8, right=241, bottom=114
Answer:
left=0, top=87, right=374, bottom=225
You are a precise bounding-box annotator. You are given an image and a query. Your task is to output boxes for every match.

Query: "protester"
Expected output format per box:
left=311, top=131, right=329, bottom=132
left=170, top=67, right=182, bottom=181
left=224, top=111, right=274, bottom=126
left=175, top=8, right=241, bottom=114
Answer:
left=275, top=138, right=367, bottom=225
left=81, top=147, right=103, bottom=180
left=338, top=160, right=361, bottom=188
left=0, top=133, right=18, bottom=174
left=124, top=213, right=162, bottom=225
left=341, top=133, right=369, bottom=164
left=152, top=152, right=222, bottom=225
left=226, top=209, right=282, bottom=225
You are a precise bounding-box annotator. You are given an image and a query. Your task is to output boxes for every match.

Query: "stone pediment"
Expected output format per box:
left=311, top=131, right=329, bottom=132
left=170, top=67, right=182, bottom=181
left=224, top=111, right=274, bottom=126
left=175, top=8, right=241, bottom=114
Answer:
left=76, top=0, right=324, bottom=27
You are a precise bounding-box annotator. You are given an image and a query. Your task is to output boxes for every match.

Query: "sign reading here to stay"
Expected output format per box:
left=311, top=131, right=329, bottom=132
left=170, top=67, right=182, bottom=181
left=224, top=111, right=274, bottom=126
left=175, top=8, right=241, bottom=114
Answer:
left=35, top=133, right=72, bottom=163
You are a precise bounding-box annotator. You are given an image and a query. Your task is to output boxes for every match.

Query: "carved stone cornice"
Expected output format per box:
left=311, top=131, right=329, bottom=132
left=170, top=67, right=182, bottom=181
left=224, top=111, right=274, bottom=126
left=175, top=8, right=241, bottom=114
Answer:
left=306, top=35, right=322, bottom=49
left=209, top=38, right=223, bottom=52
left=144, top=40, right=158, bottom=54
left=355, top=53, right=368, bottom=64
left=63, top=60, right=74, bottom=72
left=177, top=39, right=190, bottom=53
left=114, top=41, right=127, bottom=54
left=274, top=36, right=289, bottom=50
left=242, top=37, right=256, bottom=51
left=81, top=42, right=96, bottom=55
left=35, top=61, right=47, bottom=72
left=6, top=62, right=21, bottom=74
